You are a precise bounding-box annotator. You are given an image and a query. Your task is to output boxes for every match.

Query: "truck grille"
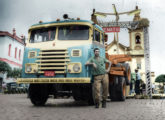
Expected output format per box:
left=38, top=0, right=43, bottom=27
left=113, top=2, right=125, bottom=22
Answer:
left=36, top=49, right=69, bottom=74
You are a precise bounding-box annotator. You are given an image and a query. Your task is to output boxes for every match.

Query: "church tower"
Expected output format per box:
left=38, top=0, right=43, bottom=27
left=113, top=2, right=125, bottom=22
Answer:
left=129, top=6, right=144, bottom=54
left=128, top=6, right=145, bottom=80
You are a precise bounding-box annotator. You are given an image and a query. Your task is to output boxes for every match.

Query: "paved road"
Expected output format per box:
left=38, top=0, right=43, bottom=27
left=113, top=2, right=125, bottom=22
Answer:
left=0, top=94, right=165, bottom=120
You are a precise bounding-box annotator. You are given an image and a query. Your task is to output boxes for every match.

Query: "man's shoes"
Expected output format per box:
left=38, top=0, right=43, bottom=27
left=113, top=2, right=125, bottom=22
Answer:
left=102, top=101, right=106, bottom=108
left=95, top=103, right=99, bottom=108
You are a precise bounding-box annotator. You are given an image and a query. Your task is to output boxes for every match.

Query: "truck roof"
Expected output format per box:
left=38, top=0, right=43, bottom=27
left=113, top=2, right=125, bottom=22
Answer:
left=31, top=19, right=104, bottom=32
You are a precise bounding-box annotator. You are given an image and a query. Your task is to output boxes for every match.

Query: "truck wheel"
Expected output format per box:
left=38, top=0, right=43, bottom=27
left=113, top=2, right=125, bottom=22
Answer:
left=72, top=84, right=94, bottom=105
left=88, top=97, right=94, bottom=105
left=72, top=86, right=81, bottom=101
left=109, top=76, right=126, bottom=101
left=122, top=63, right=131, bottom=85
left=72, top=90, right=81, bottom=101
left=117, top=77, right=126, bottom=101
left=109, top=77, right=118, bottom=101
left=87, top=84, right=95, bottom=105
left=29, top=84, right=48, bottom=106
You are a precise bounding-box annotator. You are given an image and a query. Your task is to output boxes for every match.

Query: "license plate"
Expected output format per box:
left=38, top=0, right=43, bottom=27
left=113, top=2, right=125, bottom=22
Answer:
left=44, top=71, right=55, bottom=76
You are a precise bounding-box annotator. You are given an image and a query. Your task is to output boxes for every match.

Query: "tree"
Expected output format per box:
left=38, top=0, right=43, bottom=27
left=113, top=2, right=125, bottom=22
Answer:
left=11, top=68, right=22, bottom=78
left=7, top=68, right=22, bottom=78
left=155, top=74, right=165, bottom=83
left=155, top=74, right=165, bottom=93
left=0, top=61, right=12, bottom=74
left=0, top=61, right=22, bottom=79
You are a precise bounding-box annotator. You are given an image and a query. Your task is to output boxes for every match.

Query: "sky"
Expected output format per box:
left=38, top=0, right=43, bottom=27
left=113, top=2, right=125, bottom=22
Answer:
left=0, top=0, right=164, bottom=77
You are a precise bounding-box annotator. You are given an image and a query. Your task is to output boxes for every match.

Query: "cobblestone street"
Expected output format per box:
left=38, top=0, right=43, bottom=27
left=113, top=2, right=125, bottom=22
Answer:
left=0, top=94, right=165, bottom=120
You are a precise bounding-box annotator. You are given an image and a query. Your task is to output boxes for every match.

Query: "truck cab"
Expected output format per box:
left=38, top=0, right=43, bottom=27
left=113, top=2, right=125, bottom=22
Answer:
left=17, top=17, right=107, bottom=106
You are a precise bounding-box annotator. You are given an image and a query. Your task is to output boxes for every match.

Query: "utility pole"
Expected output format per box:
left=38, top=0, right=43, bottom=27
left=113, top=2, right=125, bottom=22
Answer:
left=143, top=27, right=152, bottom=98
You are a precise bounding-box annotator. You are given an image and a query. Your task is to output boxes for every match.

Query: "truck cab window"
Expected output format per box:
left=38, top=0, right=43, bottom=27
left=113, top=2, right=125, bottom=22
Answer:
left=58, top=25, right=89, bottom=40
left=30, top=27, right=56, bottom=43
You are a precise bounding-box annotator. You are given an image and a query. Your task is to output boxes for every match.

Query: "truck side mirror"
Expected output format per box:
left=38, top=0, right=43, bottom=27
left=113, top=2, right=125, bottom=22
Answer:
left=104, top=34, right=108, bottom=42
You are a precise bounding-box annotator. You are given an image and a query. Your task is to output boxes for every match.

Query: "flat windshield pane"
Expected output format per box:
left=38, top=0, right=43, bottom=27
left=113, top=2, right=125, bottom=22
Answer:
left=30, top=27, right=56, bottom=43
left=58, top=25, right=89, bottom=40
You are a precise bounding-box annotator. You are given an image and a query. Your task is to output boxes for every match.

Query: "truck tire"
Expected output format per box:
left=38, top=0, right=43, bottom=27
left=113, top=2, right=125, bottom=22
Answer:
left=122, top=63, right=131, bottom=85
left=109, top=76, right=119, bottom=101
left=72, top=84, right=94, bottom=105
left=72, top=88, right=81, bottom=101
left=109, top=76, right=126, bottom=101
left=29, top=84, right=48, bottom=106
left=115, top=63, right=131, bottom=85
left=117, top=77, right=126, bottom=101
left=87, top=84, right=95, bottom=105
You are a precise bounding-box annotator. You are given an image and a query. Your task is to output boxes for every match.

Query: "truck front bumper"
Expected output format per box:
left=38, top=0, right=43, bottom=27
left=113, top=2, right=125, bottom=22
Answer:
left=17, top=78, right=91, bottom=84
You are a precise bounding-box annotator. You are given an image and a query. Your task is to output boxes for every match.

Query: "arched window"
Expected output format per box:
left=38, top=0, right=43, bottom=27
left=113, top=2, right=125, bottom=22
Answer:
left=8, top=44, right=11, bottom=56
left=15, top=47, right=17, bottom=59
left=135, top=35, right=141, bottom=44
left=19, top=49, right=21, bottom=60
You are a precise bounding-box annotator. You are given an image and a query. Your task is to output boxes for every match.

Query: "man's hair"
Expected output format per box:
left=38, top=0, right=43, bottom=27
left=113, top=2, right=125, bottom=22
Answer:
left=135, top=69, right=138, bottom=72
left=94, top=48, right=99, bottom=52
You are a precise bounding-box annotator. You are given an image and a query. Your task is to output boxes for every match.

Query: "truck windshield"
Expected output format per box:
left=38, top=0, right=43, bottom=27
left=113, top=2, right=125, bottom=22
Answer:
left=58, top=25, right=89, bottom=40
left=30, top=27, right=56, bottom=43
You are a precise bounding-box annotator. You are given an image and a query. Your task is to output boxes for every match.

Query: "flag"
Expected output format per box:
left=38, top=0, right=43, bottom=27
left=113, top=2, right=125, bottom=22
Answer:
left=94, top=13, right=106, bottom=17
left=128, top=9, right=141, bottom=16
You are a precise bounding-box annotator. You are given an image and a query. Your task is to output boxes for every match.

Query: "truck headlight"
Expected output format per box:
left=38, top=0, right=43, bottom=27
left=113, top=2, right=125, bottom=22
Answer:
left=73, top=64, right=80, bottom=72
left=26, top=65, right=32, bottom=72
left=67, top=63, right=81, bottom=73
left=25, top=63, right=38, bottom=73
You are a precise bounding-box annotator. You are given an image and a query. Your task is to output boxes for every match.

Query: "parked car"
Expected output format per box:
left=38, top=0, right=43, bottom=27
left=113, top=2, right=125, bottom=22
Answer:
left=6, top=82, right=18, bottom=94
left=17, top=84, right=26, bottom=93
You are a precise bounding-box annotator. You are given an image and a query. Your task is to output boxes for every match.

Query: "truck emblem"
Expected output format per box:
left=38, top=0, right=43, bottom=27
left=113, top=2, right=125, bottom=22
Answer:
left=53, top=42, right=55, bottom=46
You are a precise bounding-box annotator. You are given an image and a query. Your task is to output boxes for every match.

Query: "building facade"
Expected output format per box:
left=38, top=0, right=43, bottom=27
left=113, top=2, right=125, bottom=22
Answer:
left=0, top=29, right=25, bottom=86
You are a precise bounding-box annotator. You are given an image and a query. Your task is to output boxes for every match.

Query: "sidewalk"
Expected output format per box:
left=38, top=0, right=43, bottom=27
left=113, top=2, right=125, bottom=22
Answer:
left=127, top=93, right=165, bottom=99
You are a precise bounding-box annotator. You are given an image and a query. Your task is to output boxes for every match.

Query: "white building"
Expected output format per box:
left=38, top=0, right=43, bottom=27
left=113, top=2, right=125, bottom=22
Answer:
left=0, top=29, right=25, bottom=87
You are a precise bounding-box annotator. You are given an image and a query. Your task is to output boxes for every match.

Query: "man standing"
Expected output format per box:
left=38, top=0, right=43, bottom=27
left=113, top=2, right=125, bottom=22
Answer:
left=152, top=83, right=155, bottom=94
left=85, top=48, right=111, bottom=108
left=135, top=69, right=141, bottom=95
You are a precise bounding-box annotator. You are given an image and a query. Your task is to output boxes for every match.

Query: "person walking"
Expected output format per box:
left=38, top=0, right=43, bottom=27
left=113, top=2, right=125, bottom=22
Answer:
left=85, top=48, right=111, bottom=108
left=141, top=81, right=146, bottom=95
left=152, top=83, right=155, bottom=94
left=130, top=79, right=135, bottom=95
left=135, top=69, right=141, bottom=95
